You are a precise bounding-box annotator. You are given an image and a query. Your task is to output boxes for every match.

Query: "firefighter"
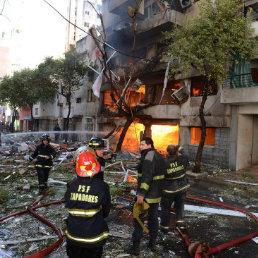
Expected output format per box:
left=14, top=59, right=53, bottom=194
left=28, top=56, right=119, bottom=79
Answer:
left=29, top=134, right=56, bottom=191
left=124, top=137, right=166, bottom=255
left=88, top=137, right=111, bottom=181
left=160, top=145, right=190, bottom=232
left=65, top=151, right=111, bottom=258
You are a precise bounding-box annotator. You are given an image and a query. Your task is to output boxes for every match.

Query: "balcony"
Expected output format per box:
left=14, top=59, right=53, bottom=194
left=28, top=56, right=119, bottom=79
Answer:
left=221, top=86, right=258, bottom=105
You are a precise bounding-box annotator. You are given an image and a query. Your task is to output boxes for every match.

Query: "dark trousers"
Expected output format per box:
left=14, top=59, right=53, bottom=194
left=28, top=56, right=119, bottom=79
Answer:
left=132, top=203, right=159, bottom=243
left=36, top=167, right=50, bottom=188
left=66, top=242, right=103, bottom=258
left=160, top=192, right=186, bottom=228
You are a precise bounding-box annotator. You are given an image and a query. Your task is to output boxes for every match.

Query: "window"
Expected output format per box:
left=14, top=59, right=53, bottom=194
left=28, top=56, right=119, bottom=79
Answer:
left=191, top=76, right=217, bottom=97
left=190, top=127, right=215, bottom=146
left=76, top=98, right=81, bottom=103
left=35, top=108, right=38, bottom=116
left=87, top=89, right=95, bottom=102
left=251, top=68, right=258, bottom=83
left=85, top=11, right=89, bottom=15
left=156, top=81, right=181, bottom=104
left=84, top=22, right=89, bottom=27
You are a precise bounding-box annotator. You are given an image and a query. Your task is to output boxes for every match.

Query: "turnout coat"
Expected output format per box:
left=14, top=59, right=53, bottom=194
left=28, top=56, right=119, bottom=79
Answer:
left=65, top=176, right=111, bottom=248
left=137, top=148, right=166, bottom=203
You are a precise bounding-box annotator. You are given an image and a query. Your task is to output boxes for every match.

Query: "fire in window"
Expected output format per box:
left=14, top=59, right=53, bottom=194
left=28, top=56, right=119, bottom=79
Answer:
left=104, top=90, right=118, bottom=110
left=152, top=124, right=179, bottom=155
left=157, top=81, right=181, bottom=104
left=190, top=127, right=215, bottom=146
left=125, top=85, right=146, bottom=107
left=191, top=76, right=217, bottom=97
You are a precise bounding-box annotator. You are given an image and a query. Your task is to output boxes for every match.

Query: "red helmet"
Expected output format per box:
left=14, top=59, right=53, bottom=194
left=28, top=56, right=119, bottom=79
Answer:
left=76, top=151, right=100, bottom=177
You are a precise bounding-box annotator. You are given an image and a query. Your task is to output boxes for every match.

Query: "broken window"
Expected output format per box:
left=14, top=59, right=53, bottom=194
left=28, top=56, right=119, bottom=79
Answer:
left=125, top=85, right=145, bottom=107
left=190, top=127, right=215, bottom=146
left=104, top=86, right=145, bottom=110
left=191, top=76, right=217, bottom=97
left=104, top=90, right=118, bottom=110
left=156, top=81, right=181, bottom=104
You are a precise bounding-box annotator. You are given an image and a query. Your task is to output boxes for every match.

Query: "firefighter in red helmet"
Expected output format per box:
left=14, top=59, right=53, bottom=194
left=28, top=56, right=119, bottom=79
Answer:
left=65, top=151, right=111, bottom=258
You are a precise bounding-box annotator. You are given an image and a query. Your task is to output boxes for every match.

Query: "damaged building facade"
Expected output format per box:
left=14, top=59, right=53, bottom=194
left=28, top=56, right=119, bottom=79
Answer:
left=31, top=0, right=258, bottom=171
left=100, top=0, right=258, bottom=170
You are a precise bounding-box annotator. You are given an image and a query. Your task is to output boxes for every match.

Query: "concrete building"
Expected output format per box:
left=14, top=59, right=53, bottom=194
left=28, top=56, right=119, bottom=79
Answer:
left=220, top=0, right=258, bottom=170
left=99, top=0, right=258, bottom=170
left=32, top=0, right=258, bottom=170
left=66, top=0, right=102, bottom=50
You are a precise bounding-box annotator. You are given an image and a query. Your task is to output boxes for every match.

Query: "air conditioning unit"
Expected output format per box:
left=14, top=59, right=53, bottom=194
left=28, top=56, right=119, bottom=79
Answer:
left=171, top=86, right=189, bottom=102
left=180, top=0, right=192, bottom=9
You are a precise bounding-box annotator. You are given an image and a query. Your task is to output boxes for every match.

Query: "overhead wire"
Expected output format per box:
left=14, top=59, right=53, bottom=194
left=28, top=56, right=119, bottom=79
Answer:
left=42, top=0, right=151, bottom=61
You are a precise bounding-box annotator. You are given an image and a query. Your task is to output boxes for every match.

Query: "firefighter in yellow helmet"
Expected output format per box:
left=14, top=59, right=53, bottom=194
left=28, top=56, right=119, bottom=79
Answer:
left=65, top=151, right=111, bottom=257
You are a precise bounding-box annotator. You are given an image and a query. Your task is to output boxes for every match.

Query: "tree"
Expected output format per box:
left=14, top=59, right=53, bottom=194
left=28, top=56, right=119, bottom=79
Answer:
left=165, top=0, right=256, bottom=172
left=0, top=64, right=58, bottom=131
left=50, top=49, right=89, bottom=131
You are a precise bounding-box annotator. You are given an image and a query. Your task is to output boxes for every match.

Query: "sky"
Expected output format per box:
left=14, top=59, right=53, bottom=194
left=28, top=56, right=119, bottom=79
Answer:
left=1, top=0, right=68, bottom=70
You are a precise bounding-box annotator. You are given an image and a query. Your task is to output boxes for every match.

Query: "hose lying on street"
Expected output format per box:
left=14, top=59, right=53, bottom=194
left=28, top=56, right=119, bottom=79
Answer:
left=175, top=196, right=258, bottom=258
left=0, top=190, right=65, bottom=258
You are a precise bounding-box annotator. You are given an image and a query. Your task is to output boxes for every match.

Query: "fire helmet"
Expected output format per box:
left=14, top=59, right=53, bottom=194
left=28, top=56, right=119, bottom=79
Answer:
left=76, top=151, right=100, bottom=177
left=88, top=137, right=104, bottom=149
left=41, top=134, right=51, bottom=142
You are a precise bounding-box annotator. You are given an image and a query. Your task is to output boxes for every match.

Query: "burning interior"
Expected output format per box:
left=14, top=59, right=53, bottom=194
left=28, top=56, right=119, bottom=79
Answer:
left=121, top=123, right=179, bottom=154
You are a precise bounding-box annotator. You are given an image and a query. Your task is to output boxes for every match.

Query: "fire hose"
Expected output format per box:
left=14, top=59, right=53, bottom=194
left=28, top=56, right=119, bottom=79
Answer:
left=0, top=191, right=65, bottom=258
left=175, top=196, right=258, bottom=258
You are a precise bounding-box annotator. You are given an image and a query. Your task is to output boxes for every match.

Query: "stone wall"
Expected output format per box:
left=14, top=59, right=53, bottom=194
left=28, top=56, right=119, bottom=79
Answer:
left=183, top=127, right=230, bottom=168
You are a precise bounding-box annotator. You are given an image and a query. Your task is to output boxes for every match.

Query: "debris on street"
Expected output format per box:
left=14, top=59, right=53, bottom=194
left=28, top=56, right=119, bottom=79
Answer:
left=0, top=133, right=257, bottom=257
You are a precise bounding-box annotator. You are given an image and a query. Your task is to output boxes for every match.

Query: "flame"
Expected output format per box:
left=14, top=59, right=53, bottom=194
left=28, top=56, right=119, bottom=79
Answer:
left=126, top=174, right=137, bottom=184
left=136, top=85, right=145, bottom=94
left=122, top=123, right=145, bottom=152
left=151, top=124, right=179, bottom=155
left=192, top=88, right=201, bottom=96
left=190, top=128, right=215, bottom=146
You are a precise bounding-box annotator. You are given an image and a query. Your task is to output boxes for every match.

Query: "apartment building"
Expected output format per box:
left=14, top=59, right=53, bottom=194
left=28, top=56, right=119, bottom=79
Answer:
left=99, top=0, right=258, bottom=170
left=220, top=0, right=258, bottom=170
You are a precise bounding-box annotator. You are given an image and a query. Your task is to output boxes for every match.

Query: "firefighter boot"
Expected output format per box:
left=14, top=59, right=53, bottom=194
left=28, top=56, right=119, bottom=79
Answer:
left=124, top=241, right=140, bottom=256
